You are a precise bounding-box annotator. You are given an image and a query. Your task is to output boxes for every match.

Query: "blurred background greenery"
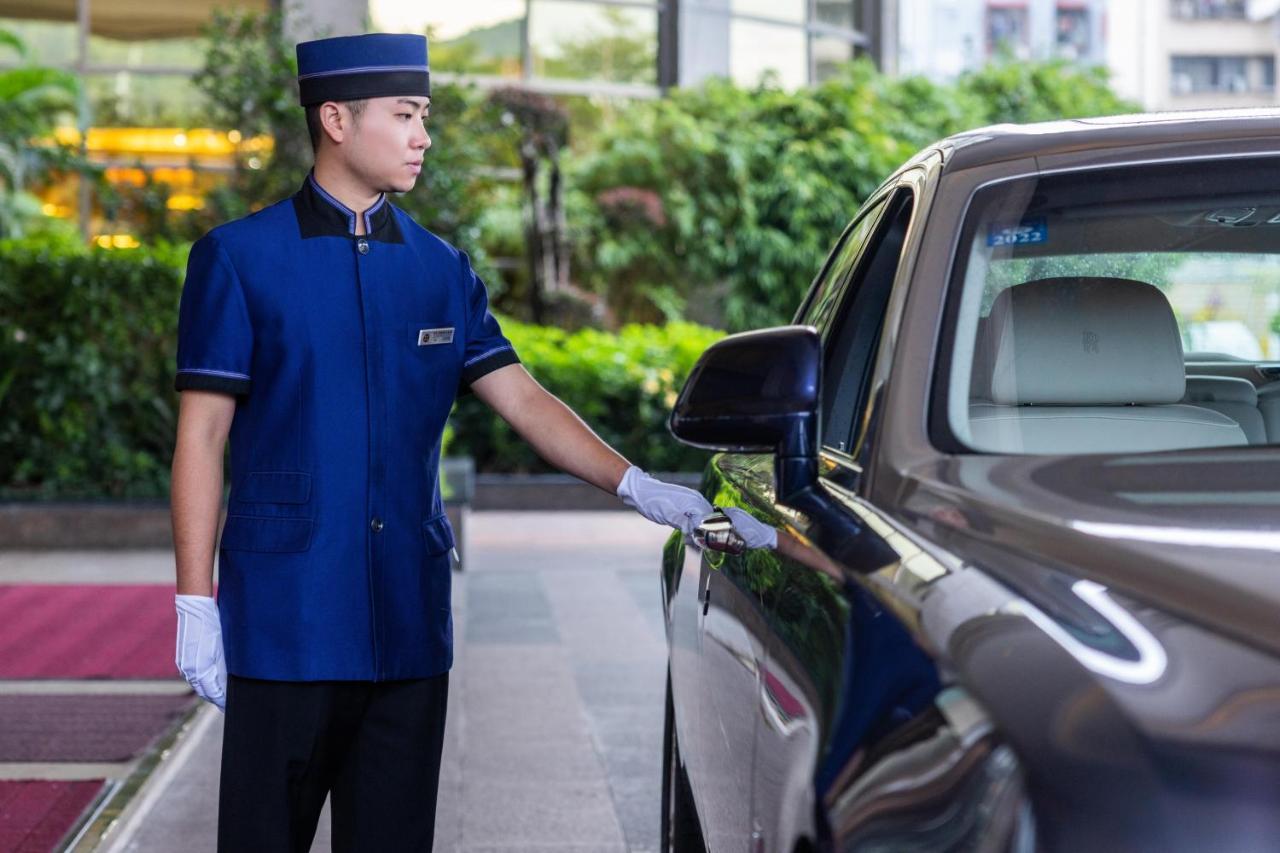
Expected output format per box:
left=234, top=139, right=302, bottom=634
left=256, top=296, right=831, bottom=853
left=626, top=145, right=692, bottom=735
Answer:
left=0, top=4, right=1143, bottom=498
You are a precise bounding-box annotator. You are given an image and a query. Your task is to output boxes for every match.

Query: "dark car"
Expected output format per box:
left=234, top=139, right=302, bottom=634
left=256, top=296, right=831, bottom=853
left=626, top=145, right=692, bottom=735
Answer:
left=659, top=108, right=1280, bottom=853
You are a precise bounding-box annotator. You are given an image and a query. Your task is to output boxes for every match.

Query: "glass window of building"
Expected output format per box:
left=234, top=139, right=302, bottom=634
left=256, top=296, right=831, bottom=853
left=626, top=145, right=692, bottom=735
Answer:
left=812, top=34, right=857, bottom=82
left=86, top=73, right=208, bottom=127
left=814, top=0, right=857, bottom=30
left=730, top=18, right=807, bottom=88
left=528, top=1, right=658, bottom=84
left=1170, top=0, right=1248, bottom=19
left=87, top=34, right=202, bottom=71
left=986, top=3, right=1030, bottom=58
left=0, top=18, right=78, bottom=66
left=730, top=0, right=806, bottom=24
left=681, top=0, right=864, bottom=89
left=1055, top=5, right=1090, bottom=60
left=1172, top=55, right=1275, bottom=94
left=370, top=2, right=526, bottom=78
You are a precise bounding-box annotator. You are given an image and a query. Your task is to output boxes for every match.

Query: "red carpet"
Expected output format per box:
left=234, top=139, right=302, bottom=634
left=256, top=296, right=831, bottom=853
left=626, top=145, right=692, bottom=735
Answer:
left=0, top=780, right=103, bottom=852
left=0, top=585, right=184, bottom=680
left=0, top=694, right=196, bottom=762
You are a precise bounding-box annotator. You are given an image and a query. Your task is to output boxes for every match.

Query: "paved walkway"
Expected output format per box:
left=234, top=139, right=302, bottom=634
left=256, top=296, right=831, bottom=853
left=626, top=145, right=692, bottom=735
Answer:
left=68, top=511, right=673, bottom=852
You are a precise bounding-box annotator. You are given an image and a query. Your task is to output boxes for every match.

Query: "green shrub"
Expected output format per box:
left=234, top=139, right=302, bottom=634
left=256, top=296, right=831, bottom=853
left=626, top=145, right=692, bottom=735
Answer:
left=0, top=236, right=188, bottom=499
left=571, top=57, right=1139, bottom=331
left=448, top=318, right=725, bottom=473
left=0, top=237, right=722, bottom=498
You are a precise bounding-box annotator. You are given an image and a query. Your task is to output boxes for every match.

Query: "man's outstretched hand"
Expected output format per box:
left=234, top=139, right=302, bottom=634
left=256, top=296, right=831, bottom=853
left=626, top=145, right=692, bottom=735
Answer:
left=175, top=593, right=227, bottom=712
left=616, top=466, right=714, bottom=539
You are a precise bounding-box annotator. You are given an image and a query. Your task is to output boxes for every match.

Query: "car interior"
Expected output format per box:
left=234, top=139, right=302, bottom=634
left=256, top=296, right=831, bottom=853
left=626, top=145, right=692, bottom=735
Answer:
left=954, top=178, right=1280, bottom=454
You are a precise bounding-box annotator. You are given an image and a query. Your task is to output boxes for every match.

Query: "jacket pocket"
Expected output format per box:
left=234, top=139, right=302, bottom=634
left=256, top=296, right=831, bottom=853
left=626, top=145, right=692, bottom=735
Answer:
left=421, top=512, right=456, bottom=556
left=237, top=471, right=311, bottom=504
left=220, top=515, right=313, bottom=552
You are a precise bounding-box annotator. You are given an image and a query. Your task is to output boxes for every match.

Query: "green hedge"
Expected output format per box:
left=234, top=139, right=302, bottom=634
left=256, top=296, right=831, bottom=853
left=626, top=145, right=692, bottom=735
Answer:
left=0, top=236, right=188, bottom=499
left=0, top=239, right=721, bottom=499
left=447, top=318, right=724, bottom=473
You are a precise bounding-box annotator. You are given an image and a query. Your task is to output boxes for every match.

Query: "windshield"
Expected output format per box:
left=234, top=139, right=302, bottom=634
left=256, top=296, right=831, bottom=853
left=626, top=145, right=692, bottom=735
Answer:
left=945, top=156, right=1280, bottom=455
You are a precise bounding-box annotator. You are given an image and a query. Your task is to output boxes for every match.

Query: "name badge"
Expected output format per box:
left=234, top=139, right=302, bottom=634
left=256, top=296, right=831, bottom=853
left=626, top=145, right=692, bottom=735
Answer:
left=418, top=327, right=455, bottom=346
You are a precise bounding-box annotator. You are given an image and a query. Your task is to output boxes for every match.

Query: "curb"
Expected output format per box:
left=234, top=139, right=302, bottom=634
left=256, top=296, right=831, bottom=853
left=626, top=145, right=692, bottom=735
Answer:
left=0, top=473, right=703, bottom=550
left=94, top=703, right=219, bottom=853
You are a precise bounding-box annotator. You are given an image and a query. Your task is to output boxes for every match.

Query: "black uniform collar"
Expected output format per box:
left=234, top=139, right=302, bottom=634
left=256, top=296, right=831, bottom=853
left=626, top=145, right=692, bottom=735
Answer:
left=292, top=169, right=403, bottom=242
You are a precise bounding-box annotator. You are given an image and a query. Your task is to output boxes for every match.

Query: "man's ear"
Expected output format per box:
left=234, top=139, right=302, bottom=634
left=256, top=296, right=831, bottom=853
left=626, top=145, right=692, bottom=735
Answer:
left=318, top=102, right=348, bottom=146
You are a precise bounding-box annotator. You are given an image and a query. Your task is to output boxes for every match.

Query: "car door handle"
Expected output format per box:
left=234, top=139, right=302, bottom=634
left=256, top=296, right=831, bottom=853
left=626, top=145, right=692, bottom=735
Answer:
left=692, top=510, right=747, bottom=556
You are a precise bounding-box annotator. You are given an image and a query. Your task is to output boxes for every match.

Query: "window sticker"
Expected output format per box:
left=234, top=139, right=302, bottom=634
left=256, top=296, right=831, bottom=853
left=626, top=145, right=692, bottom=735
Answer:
left=988, top=217, right=1049, bottom=248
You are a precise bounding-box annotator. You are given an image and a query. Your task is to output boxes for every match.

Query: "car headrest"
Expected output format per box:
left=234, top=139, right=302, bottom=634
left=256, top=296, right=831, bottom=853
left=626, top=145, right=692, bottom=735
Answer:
left=987, top=277, right=1185, bottom=406
left=1184, top=375, right=1258, bottom=405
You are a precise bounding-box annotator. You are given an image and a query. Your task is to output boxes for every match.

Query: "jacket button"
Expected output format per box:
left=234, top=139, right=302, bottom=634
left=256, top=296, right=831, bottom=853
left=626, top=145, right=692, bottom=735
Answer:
left=357, top=238, right=369, bottom=254
left=370, top=517, right=384, bottom=532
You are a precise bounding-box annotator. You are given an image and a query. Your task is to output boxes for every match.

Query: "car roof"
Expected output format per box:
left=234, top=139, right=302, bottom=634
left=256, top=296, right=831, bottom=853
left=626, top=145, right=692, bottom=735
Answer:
left=934, top=107, right=1280, bottom=173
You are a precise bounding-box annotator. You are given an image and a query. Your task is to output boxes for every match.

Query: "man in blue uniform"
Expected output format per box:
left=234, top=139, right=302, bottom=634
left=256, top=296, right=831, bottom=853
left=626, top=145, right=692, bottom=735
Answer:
left=169, top=32, right=723, bottom=852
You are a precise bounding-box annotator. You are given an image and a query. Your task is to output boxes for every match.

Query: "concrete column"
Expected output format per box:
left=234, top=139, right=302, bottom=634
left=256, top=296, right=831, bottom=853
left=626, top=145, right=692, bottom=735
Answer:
left=282, top=0, right=370, bottom=45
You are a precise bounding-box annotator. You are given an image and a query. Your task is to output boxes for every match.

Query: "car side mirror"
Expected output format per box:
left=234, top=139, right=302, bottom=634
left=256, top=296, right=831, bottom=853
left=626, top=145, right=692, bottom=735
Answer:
left=668, top=325, right=821, bottom=502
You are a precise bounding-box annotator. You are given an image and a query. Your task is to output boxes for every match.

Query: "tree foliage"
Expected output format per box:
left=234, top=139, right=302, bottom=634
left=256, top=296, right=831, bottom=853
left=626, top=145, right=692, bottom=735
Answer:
left=0, top=236, right=188, bottom=499
left=958, top=56, right=1138, bottom=125
left=447, top=318, right=724, bottom=473
left=0, top=29, right=82, bottom=238
left=190, top=9, right=308, bottom=232
left=571, top=57, right=1139, bottom=331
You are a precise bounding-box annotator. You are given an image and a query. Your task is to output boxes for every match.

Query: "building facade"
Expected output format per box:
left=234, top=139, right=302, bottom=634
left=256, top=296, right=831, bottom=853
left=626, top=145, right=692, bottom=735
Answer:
left=1108, top=0, right=1280, bottom=110
left=363, top=1, right=886, bottom=95
left=895, top=0, right=1109, bottom=80
left=0, top=0, right=884, bottom=238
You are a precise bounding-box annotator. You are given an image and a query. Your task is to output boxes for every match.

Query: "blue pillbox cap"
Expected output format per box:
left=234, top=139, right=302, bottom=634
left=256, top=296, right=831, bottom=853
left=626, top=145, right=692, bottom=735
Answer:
left=296, top=33, right=430, bottom=106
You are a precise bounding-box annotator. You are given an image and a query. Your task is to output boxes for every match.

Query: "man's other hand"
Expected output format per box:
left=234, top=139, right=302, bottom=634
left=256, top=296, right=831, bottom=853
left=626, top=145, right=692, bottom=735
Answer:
left=175, top=594, right=227, bottom=712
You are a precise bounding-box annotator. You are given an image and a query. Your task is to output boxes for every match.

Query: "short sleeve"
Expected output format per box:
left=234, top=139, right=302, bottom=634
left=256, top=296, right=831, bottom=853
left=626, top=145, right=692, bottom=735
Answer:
left=457, top=250, right=520, bottom=394
left=173, top=234, right=254, bottom=396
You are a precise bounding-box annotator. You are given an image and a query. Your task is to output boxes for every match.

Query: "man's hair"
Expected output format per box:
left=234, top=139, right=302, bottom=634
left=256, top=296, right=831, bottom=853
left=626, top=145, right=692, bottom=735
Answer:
left=304, top=99, right=368, bottom=152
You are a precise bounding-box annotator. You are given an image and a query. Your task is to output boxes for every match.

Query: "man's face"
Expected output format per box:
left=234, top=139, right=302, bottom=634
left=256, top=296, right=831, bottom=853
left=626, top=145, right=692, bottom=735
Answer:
left=340, top=95, right=431, bottom=194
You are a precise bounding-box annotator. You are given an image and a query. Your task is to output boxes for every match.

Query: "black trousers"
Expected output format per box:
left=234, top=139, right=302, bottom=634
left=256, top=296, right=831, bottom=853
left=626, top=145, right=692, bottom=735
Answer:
left=217, top=671, right=449, bottom=853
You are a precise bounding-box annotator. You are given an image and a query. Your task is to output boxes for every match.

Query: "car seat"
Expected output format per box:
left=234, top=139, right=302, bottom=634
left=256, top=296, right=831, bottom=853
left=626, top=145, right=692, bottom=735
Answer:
left=968, top=277, right=1248, bottom=453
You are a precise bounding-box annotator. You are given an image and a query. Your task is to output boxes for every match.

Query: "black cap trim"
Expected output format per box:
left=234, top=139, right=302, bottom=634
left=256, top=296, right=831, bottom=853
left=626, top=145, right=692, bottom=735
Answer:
left=299, top=69, right=430, bottom=107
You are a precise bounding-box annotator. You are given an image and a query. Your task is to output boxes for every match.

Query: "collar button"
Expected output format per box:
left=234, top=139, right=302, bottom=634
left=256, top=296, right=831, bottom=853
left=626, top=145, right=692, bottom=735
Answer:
left=357, top=238, right=369, bottom=254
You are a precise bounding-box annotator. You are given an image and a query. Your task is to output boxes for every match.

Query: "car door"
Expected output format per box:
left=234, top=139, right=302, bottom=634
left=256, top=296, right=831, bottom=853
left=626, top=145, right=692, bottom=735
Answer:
left=701, top=180, right=926, bottom=851
left=682, top=189, right=899, bottom=853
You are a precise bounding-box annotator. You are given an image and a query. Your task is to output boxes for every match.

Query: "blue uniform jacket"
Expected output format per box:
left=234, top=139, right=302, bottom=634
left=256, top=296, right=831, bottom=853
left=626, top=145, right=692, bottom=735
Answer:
left=174, top=170, right=520, bottom=681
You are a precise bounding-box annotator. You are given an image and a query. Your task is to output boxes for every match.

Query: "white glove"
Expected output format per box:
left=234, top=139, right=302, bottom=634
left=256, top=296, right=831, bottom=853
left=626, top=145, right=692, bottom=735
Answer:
left=720, top=506, right=778, bottom=551
left=174, top=594, right=227, bottom=712
left=616, top=465, right=714, bottom=538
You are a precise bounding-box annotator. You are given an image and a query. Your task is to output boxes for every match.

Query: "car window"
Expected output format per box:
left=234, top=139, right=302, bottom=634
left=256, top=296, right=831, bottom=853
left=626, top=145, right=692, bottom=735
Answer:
left=821, top=188, right=917, bottom=454
left=943, top=155, right=1280, bottom=455
left=795, top=196, right=890, bottom=335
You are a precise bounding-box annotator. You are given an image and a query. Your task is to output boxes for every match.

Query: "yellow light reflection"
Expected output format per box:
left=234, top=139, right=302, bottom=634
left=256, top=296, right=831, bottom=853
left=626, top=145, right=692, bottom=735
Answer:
left=93, top=234, right=141, bottom=249
left=166, top=194, right=205, bottom=211
left=49, top=127, right=273, bottom=156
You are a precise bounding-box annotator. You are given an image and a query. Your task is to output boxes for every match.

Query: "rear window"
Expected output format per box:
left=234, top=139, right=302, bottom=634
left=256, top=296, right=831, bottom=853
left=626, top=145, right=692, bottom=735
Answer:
left=944, top=156, right=1280, bottom=455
